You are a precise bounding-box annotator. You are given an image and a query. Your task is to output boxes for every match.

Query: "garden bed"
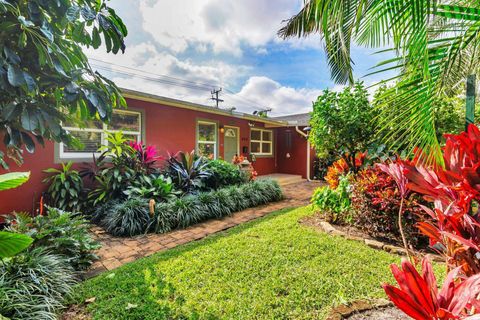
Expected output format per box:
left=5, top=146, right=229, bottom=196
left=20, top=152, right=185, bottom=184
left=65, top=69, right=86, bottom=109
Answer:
left=301, top=212, right=443, bottom=261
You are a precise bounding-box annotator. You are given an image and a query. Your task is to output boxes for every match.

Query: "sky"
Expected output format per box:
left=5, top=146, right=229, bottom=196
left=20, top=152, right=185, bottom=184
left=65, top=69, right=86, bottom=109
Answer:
left=86, top=0, right=392, bottom=116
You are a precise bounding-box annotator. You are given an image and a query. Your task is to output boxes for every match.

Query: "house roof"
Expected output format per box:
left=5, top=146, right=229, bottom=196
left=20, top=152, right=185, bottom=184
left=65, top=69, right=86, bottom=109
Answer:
left=272, top=113, right=311, bottom=127
left=121, top=88, right=289, bottom=127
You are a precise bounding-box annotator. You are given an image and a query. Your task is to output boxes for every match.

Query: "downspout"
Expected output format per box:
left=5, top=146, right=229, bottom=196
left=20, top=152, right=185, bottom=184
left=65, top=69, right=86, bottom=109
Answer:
left=295, top=126, right=311, bottom=181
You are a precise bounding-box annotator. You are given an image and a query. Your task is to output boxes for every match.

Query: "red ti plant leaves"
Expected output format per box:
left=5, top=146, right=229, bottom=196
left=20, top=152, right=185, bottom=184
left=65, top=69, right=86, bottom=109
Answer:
left=383, top=258, right=480, bottom=320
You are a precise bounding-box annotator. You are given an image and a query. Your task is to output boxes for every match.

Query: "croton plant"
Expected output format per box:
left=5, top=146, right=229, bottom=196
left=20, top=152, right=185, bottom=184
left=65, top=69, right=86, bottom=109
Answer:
left=383, top=124, right=480, bottom=319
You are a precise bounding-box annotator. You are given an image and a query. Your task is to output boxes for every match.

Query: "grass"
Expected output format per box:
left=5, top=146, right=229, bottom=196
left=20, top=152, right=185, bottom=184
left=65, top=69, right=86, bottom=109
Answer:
left=73, top=206, right=444, bottom=319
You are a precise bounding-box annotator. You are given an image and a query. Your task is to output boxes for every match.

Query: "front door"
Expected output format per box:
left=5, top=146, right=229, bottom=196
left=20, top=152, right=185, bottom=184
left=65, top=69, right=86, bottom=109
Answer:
left=224, top=126, right=239, bottom=163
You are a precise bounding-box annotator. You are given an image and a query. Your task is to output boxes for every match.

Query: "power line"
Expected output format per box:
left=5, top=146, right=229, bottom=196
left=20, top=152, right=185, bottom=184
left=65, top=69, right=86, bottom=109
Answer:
left=89, top=58, right=271, bottom=112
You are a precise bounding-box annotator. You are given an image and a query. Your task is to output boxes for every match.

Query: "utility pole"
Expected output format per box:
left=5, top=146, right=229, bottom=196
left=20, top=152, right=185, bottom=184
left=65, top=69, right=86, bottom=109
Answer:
left=211, top=88, right=224, bottom=108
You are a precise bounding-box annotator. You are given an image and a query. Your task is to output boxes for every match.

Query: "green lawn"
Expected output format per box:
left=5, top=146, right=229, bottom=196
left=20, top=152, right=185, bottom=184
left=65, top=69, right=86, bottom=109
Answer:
left=73, top=206, right=442, bottom=319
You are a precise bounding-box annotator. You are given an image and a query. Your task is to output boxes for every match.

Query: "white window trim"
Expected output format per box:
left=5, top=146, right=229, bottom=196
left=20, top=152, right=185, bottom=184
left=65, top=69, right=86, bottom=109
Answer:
left=196, top=120, right=217, bottom=159
left=59, top=109, right=142, bottom=159
left=250, top=128, right=273, bottom=156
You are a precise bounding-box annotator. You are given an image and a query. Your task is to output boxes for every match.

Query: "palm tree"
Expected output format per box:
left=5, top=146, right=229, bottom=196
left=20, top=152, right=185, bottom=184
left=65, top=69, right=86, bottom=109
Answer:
left=279, top=1, right=480, bottom=163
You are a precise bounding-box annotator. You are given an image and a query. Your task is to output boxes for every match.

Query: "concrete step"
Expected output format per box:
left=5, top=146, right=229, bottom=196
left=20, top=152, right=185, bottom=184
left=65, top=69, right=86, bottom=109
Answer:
left=258, top=174, right=305, bottom=186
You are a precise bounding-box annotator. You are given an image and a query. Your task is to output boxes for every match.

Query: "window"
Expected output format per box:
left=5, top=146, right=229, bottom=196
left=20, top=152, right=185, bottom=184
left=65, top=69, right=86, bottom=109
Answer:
left=59, top=110, right=142, bottom=159
left=197, top=121, right=217, bottom=159
left=250, top=128, right=273, bottom=156
left=285, top=130, right=292, bottom=150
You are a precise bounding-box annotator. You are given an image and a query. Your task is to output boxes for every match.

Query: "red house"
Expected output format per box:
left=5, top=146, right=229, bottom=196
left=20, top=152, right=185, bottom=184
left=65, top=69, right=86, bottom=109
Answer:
left=0, top=89, right=313, bottom=214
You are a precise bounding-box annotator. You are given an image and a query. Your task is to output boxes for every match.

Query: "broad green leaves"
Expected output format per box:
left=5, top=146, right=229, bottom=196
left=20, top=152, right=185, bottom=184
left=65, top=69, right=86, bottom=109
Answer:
left=0, top=231, right=33, bottom=258
left=0, top=0, right=127, bottom=167
left=309, top=82, right=373, bottom=172
left=0, top=172, right=30, bottom=191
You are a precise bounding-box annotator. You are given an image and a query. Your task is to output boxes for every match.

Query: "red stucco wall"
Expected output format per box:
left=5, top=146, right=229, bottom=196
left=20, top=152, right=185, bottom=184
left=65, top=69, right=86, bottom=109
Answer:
left=275, top=127, right=315, bottom=179
left=0, top=98, right=279, bottom=214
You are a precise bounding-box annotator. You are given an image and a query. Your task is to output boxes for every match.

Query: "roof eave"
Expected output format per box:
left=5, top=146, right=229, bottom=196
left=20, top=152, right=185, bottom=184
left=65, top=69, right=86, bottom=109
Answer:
left=120, top=88, right=287, bottom=127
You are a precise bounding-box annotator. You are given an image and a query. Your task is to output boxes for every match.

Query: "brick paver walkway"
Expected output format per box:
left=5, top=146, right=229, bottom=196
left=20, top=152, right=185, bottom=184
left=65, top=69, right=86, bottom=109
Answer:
left=86, top=180, right=322, bottom=278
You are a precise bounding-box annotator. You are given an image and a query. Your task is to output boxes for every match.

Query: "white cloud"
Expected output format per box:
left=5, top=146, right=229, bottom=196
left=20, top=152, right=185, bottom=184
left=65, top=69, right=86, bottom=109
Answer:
left=138, top=0, right=315, bottom=56
left=232, top=76, right=321, bottom=115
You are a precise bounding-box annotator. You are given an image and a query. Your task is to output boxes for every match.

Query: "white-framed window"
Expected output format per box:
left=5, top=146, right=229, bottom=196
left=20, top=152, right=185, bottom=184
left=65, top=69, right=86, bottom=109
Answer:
left=250, top=128, right=273, bottom=156
left=196, top=121, right=217, bottom=159
left=59, top=109, right=142, bottom=159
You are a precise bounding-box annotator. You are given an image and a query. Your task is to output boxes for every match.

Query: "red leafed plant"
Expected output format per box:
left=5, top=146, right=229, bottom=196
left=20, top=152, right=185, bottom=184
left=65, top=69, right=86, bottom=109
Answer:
left=402, top=124, right=480, bottom=276
left=383, top=124, right=480, bottom=319
left=128, top=141, right=161, bottom=168
left=351, top=165, right=427, bottom=247
left=383, top=257, right=480, bottom=320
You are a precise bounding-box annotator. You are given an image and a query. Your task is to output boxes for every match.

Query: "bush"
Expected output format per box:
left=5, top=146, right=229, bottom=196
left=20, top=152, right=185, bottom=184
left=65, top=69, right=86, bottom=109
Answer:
left=311, top=175, right=352, bottom=223
left=82, top=132, right=161, bottom=205
left=0, top=248, right=77, bottom=320
left=99, top=197, right=151, bottom=237
left=43, top=162, right=85, bottom=212
left=151, top=179, right=283, bottom=234
left=167, top=150, right=211, bottom=193
left=95, top=180, right=283, bottom=236
left=124, top=173, right=178, bottom=201
left=7, top=207, right=100, bottom=270
left=350, top=166, right=427, bottom=247
left=204, top=159, right=247, bottom=190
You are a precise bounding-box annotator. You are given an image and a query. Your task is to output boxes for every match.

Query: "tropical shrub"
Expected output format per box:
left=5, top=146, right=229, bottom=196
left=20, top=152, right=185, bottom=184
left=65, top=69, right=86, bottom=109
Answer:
left=350, top=165, right=427, bottom=247
left=381, top=124, right=480, bottom=318
left=309, top=82, right=373, bottom=173
left=99, top=197, right=151, bottom=237
left=167, top=150, right=211, bottom=193
left=204, top=159, right=247, bottom=190
left=0, top=172, right=32, bottom=259
left=0, top=248, right=77, bottom=320
left=311, top=175, right=351, bottom=224
left=43, top=162, right=84, bottom=212
left=400, top=124, right=480, bottom=276
left=324, top=154, right=365, bottom=188
left=0, top=0, right=126, bottom=167
left=84, top=132, right=161, bottom=205
left=150, top=179, right=283, bottom=234
left=124, top=173, right=178, bottom=201
left=383, top=258, right=480, bottom=320
left=7, top=207, right=100, bottom=270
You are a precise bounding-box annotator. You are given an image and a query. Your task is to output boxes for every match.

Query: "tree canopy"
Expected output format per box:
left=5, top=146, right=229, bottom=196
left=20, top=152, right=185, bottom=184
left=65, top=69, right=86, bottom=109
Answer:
left=0, top=0, right=127, bottom=168
left=309, top=81, right=373, bottom=173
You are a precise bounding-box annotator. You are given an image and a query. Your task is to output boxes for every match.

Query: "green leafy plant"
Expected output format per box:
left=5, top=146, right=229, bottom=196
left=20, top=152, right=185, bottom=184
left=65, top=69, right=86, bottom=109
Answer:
left=0, top=231, right=32, bottom=259
left=204, top=159, right=247, bottom=190
left=150, top=179, right=283, bottom=234
left=0, top=248, right=77, bottom=320
left=0, top=172, right=32, bottom=258
left=43, top=162, right=84, bottom=212
left=0, top=0, right=127, bottom=167
left=7, top=207, right=100, bottom=270
left=124, top=173, right=178, bottom=201
left=84, top=132, right=144, bottom=204
left=309, top=82, right=373, bottom=173
left=99, top=197, right=151, bottom=237
left=311, top=175, right=352, bottom=224
left=168, top=151, right=211, bottom=193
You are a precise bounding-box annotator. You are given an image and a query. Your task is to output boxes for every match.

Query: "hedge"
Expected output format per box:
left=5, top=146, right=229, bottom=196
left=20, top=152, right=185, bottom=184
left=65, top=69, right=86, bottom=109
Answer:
left=96, top=179, right=283, bottom=236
